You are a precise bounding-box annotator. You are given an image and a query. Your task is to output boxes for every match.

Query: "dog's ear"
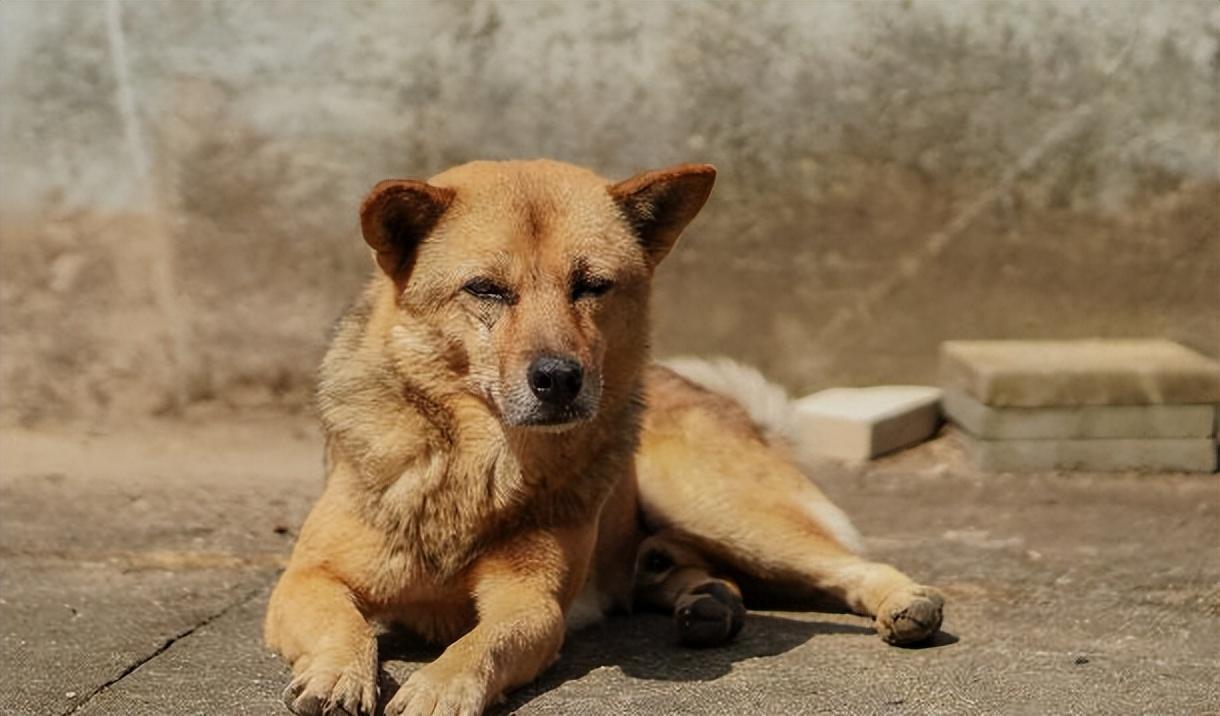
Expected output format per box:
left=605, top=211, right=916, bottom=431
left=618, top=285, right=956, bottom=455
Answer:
left=360, top=180, right=455, bottom=286
left=609, top=163, right=716, bottom=266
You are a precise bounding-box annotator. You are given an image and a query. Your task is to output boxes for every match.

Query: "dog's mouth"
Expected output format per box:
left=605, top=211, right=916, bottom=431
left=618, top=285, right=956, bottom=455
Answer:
left=508, top=403, right=596, bottom=431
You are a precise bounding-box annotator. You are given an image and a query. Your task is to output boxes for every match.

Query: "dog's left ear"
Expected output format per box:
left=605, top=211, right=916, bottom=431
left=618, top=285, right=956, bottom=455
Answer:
left=360, top=179, right=456, bottom=287
left=609, top=163, right=716, bottom=267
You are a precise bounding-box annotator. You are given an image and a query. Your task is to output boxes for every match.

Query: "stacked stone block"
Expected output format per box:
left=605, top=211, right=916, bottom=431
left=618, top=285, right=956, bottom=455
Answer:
left=941, top=340, right=1220, bottom=472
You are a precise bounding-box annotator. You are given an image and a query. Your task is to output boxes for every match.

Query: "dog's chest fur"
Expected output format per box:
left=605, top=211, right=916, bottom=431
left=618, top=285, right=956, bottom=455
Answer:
left=316, top=293, right=639, bottom=589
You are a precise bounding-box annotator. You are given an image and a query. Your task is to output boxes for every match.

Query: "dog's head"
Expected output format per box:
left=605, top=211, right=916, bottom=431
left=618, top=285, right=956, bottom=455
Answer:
left=359, top=160, right=715, bottom=431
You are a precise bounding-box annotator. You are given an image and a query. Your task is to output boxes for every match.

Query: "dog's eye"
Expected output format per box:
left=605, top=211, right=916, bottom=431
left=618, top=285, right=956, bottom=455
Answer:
left=641, top=549, right=674, bottom=574
left=463, top=278, right=512, bottom=303
left=571, top=276, right=615, bottom=301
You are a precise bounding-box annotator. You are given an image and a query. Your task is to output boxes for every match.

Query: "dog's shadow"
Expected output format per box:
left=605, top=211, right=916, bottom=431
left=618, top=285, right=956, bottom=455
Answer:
left=375, top=612, right=954, bottom=713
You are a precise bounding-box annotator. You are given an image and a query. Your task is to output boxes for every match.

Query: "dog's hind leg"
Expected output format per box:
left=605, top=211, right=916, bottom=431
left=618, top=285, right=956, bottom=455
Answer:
left=633, top=532, right=746, bottom=647
left=637, top=367, right=944, bottom=645
left=637, top=458, right=944, bottom=645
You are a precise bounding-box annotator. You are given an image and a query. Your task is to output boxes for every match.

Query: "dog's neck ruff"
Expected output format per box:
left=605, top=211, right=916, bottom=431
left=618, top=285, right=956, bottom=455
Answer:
left=317, top=293, right=640, bottom=582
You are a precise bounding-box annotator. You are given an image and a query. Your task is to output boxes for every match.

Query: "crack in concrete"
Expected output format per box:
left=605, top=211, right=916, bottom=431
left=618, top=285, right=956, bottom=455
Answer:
left=60, top=583, right=268, bottom=716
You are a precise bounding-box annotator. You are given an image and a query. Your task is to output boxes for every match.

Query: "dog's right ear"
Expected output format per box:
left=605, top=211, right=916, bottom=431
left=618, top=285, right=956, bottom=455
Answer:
left=360, top=180, right=455, bottom=286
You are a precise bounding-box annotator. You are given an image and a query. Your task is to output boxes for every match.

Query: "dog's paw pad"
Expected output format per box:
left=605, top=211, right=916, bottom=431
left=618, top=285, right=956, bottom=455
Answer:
left=675, top=581, right=746, bottom=647
left=876, top=585, right=945, bottom=646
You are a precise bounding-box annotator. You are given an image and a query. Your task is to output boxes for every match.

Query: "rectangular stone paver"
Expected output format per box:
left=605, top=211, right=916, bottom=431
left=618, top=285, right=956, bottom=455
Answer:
left=940, top=340, right=1220, bottom=407
left=794, top=386, right=941, bottom=462
left=944, top=389, right=1216, bottom=439
left=962, top=434, right=1218, bottom=473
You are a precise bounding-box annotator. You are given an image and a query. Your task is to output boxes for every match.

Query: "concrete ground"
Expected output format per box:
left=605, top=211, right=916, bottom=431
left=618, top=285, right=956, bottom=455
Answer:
left=1, top=413, right=1217, bottom=716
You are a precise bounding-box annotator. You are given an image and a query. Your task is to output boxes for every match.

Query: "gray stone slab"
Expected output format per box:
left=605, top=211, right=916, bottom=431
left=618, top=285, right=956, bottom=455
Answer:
left=940, top=340, right=1220, bottom=407
left=962, top=434, right=1218, bottom=473
left=944, top=389, right=1216, bottom=439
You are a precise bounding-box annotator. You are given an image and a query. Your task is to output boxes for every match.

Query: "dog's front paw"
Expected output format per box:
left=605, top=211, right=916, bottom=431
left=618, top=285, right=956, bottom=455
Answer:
left=385, top=662, right=488, bottom=716
left=282, top=661, right=378, bottom=716
left=875, top=584, right=945, bottom=645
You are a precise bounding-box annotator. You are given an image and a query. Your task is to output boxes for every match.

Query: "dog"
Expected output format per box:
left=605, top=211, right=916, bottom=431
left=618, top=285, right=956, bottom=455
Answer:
left=265, top=159, right=945, bottom=716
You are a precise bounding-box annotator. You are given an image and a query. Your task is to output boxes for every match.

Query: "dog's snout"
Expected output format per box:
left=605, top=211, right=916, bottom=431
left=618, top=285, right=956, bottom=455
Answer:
left=528, top=355, right=583, bottom=406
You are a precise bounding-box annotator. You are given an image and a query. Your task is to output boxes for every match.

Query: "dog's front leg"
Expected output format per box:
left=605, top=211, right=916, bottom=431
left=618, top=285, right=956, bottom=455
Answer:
left=386, top=525, right=594, bottom=716
left=265, top=566, right=379, bottom=716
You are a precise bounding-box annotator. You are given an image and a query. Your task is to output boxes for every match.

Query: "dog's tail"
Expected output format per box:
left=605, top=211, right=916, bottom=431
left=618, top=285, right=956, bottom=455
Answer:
left=659, top=356, right=864, bottom=554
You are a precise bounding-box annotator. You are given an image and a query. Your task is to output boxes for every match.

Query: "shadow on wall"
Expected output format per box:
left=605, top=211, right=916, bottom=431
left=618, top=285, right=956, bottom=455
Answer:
left=0, top=0, right=1216, bottom=423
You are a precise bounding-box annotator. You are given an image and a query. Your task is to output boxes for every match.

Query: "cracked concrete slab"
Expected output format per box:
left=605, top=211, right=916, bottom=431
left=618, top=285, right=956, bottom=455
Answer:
left=1, top=417, right=1217, bottom=714
left=0, top=561, right=273, bottom=716
left=68, top=584, right=285, bottom=716
left=0, top=414, right=313, bottom=716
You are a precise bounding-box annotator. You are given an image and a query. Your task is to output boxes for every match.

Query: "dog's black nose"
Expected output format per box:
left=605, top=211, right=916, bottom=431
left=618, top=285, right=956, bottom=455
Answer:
left=528, top=355, right=583, bottom=406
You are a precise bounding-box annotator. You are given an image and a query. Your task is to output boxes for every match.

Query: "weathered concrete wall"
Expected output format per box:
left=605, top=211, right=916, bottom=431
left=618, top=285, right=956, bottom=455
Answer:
left=1, top=0, right=1217, bottom=423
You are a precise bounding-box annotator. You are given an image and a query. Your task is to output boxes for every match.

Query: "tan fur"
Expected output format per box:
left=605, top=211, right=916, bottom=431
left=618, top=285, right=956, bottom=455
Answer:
left=266, top=159, right=943, bottom=716
left=633, top=368, right=942, bottom=628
